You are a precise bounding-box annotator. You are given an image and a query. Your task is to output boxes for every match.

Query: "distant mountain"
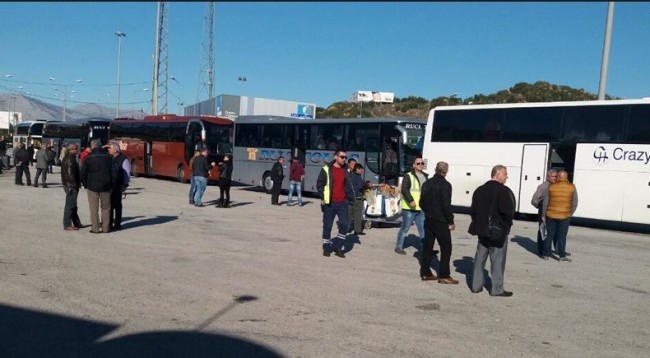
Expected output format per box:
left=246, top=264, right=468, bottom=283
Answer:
left=0, top=93, right=148, bottom=122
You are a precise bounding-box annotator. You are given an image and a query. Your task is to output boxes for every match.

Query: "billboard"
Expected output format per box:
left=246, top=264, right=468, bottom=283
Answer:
left=356, top=91, right=394, bottom=103
left=0, top=111, right=23, bottom=130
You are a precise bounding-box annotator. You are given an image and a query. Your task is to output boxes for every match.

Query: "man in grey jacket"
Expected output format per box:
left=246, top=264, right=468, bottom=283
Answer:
left=530, top=169, right=557, bottom=258
left=33, top=146, right=49, bottom=188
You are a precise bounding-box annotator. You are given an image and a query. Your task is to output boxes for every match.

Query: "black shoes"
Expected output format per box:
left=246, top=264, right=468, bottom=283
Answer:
left=394, top=248, right=407, bottom=255
left=471, top=288, right=483, bottom=294
left=492, top=291, right=513, bottom=297
left=323, top=249, right=346, bottom=258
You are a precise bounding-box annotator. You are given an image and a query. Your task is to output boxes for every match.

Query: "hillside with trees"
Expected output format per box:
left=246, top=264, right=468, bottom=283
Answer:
left=316, top=81, right=620, bottom=119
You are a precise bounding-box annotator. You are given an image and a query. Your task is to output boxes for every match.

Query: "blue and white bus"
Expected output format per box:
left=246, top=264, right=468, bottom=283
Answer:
left=232, top=116, right=427, bottom=193
left=422, top=99, right=650, bottom=226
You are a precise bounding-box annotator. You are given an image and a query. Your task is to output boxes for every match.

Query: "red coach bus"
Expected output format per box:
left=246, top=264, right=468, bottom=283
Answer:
left=109, top=114, right=234, bottom=182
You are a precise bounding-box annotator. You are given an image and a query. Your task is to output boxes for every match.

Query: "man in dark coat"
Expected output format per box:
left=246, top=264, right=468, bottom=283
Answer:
left=13, top=142, right=31, bottom=186
left=468, top=164, right=515, bottom=297
left=419, top=161, right=458, bottom=284
left=270, top=156, right=285, bottom=205
left=80, top=139, right=118, bottom=234
left=107, top=141, right=131, bottom=231
left=61, top=143, right=84, bottom=231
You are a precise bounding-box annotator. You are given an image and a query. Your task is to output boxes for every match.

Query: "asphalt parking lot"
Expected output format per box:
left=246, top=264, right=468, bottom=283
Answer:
left=1, top=167, right=649, bottom=358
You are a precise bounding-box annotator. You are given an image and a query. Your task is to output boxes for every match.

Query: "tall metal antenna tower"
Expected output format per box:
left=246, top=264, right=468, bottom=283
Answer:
left=152, top=1, right=170, bottom=115
left=196, top=1, right=215, bottom=105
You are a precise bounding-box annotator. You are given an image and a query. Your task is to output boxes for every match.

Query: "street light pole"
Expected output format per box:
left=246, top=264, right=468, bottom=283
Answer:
left=115, top=31, right=126, bottom=118
left=598, top=2, right=614, bottom=100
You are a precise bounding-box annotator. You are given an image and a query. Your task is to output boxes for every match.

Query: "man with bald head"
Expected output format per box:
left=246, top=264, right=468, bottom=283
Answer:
left=542, top=170, right=578, bottom=262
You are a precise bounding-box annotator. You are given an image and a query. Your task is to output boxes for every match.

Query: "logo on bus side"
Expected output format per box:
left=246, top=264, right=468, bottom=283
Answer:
left=259, top=149, right=290, bottom=161
left=592, top=146, right=609, bottom=165
left=592, top=145, right=650, bottom=165
left=307, top=151, right=359, bottom=164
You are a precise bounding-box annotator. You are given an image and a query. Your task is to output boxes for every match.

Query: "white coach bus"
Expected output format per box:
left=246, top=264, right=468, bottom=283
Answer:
left=232, top=115, right=426, bottom=193
left=422, top=99, right=650, bottom=226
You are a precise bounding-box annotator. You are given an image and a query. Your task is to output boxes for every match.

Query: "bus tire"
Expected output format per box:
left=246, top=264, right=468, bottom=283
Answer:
left=176, top=165, right=185, bottom=183
left=262, top=172, right=273, bottom=194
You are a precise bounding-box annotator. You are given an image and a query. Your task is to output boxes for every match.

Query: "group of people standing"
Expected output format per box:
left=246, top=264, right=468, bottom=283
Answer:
left=12, top=142, right=56, bottom=187
left=531, top=168, right=579, bottom=262
left=188, top=147, right=233, bottom=208
left=61, top=139, right=130, bottom=233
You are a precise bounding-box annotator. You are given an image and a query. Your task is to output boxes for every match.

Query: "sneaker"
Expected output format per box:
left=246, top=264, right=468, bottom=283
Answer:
left=538, top=255, right=549, bottom=260
left=558, top=257, right=572, bottom=262
left=394, top=248, right=407, bottom=255
left=565, top=252, right=572, bottom=257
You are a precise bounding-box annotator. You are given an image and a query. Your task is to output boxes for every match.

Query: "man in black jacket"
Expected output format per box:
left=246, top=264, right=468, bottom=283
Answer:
left=13, top=142, right=32, bottom=186
left=419, top=161, right=458, bottom=284
left=270, top=156, right=285, bottom=205
left=468, top=164, right=516, bottom=297
left=80, top=139, right=118, bottom=234
left=107, top=141, right=131, bottom=231
left=60, top=143, right=84, bottom=231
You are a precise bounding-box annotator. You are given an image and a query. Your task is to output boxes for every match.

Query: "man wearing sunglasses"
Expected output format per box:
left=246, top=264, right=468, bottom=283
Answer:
left=394, top=157, right=429, bottom=256
left=317, top=150, right=355, bottom=258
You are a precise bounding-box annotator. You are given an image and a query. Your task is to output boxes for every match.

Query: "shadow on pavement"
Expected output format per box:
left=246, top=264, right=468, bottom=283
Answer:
left=510, top=235, right=537, bottom=256
left=0, top=298, right=284, bottom=358
left=120, top=215, right=178, bottom=230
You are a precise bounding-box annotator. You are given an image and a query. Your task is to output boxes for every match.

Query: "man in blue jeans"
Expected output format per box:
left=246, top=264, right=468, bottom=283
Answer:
left=317, top=150, right=354, bottom=258
left=287, top=156, right=305, bottom=206
left=188, top=150, right=200, bottom=205
left=395, top=157, right=428, bottom=255
left=191, top=148, right=215, bottom=207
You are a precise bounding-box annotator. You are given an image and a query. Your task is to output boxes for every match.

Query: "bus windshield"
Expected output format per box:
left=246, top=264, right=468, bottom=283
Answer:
left=401, top=122, right=426, bottom=175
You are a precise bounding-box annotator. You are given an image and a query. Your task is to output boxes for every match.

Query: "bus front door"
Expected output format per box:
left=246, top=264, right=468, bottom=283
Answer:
left=145, top=141, right=153, bottom=176
left=518, top=144, right=549, bottom=214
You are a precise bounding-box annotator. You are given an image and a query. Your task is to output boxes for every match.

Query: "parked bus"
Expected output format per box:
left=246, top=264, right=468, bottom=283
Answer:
left=13, top=119, right=47, bottom=148
left=232, top=115, right=427, bottom=193
left=12, top=119, right=50, bottom=165
left=42, top=117, right=112, bottom=162
left=109, top=114, right=234, bottom=182
left=422, top=99, right=650, bottom=225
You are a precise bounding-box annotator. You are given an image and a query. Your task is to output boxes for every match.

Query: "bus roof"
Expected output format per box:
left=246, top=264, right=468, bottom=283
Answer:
left=235, top=115, right=426, bottom=125
left=431, top=98, right=650, bottom=113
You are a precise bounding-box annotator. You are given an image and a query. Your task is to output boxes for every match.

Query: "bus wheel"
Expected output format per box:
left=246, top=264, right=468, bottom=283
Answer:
left=262, top=172, right=273, bottom=194
left=130, top=161, right=138, bottom=177
left=176, top=165, right=185, bottom=183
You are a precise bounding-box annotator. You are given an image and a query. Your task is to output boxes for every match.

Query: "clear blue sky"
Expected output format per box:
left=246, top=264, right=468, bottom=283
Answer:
left=1, top=2, right=649, bottom=115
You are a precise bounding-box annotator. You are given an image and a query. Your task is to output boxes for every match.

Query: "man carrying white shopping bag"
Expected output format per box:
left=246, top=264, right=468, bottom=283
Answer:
left=531, top=169, right=557, bottom=259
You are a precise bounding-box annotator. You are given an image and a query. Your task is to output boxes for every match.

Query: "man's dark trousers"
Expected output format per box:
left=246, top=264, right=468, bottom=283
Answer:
left=421, top=219, right=452, bottom=277
left=63, top=188, right=82, bottom=228
left=271, top=181, right=282, bottom=204
left=322, top=202, right=348, bottom=252
left=110, top=188, right=123, bottom=230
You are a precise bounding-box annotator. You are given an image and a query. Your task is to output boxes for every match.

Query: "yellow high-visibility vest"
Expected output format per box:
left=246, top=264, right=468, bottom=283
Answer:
left=322, top=165, right=331, bottom=204
left=400, top=172, right=421, bottom=211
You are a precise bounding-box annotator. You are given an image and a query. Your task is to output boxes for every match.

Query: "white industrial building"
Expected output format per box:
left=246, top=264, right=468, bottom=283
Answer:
left=185, top=95, right=317, bottom=120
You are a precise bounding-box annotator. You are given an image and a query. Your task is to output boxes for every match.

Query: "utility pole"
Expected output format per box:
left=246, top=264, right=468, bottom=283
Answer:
left=152, top=1, right=169, bottom=115
left=197, top=2, right=215, bottom=106
left=598, top=2, right=614, bottom=101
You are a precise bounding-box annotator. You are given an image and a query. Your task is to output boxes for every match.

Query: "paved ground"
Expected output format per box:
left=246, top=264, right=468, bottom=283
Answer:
left=1, top=167, right=649, bottom=358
